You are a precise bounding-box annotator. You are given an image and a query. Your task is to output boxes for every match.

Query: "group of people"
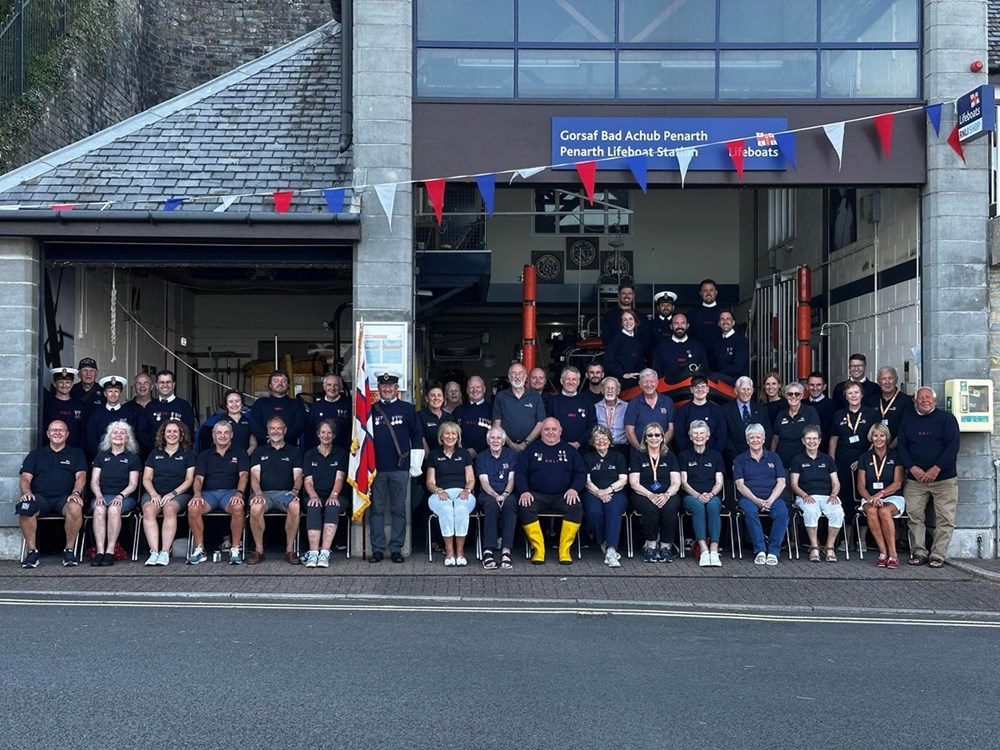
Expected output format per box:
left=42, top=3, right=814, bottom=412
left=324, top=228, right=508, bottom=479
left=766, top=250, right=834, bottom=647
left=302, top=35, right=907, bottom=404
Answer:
left=18, top=349, right=962, bottom=574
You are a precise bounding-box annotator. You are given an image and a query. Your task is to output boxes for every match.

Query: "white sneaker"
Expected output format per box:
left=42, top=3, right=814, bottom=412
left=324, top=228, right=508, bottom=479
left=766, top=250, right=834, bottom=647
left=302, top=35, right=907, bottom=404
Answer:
left=156, top=551, right=170, bottom=566
left=698, top=550, right=711, bottom=567
left=304, top=551, right=319, bottom=568
left=754, top=551, right=767, bottom=565
left=144, top=551, right=159, bottom=566
left=444, top=556, right=456, bottom=567
left=709, top=551, right=722, bottom=567
left=455, top=556, right=468, bottom=567
left=765, top=553, right=779, bottom=566
left=604, top=549, right=621, bottom=568
left=317, top=550, right=331, bottom=568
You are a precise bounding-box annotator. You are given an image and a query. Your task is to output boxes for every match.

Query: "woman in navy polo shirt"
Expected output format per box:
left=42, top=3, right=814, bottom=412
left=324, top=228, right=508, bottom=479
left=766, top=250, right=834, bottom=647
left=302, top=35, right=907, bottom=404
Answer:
left=581, top=425, right=629, bottom=568
left=856, top=422, right=906, bottom=570
left=426, top=422, right=476, bottom=566
left=629, top=422, right=682, bottom=563
left=788, top=425, right=844, bottom=562
left=140, top=419, right=196, bottom=566
left=678, top=420, right=725, bottom=568
left=90, top=420, right=142, bottom=566
left=301, top=419, right=348, bottom=568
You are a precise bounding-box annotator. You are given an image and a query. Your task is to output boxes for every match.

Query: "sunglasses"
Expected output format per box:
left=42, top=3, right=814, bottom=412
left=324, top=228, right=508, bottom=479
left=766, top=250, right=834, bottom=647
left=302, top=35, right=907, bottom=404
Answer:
left=646, top=433, right=663, bottom=438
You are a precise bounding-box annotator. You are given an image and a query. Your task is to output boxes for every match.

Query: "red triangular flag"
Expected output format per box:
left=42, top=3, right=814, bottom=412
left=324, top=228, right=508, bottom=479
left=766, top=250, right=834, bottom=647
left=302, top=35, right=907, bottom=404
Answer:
left=273, top=190, right=293, bottom=213
left=873, top=114, right=894, bottom=158
left=726, top=140, right=745, bottom=182
left=575, top=161, right=596, bottom=204
left=51, top=204, right=74, bottom=211
left=947, top=125, right=966, bottom=163
left=425, top=178, right=446, bottom=225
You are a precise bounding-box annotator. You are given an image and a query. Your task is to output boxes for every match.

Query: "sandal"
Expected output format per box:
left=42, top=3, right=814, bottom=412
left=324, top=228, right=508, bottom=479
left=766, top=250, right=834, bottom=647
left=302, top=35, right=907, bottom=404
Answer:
left=908, top=555, right=928, bottom=566
left=482, top=550, right=497, bottom=570
left=825, top=547, right=837, bottom=563
left=808, top=547, right=820, bottom=562
left=928, top=558, right=944, bottom=569
left=499, top=551, right=513, bottom=569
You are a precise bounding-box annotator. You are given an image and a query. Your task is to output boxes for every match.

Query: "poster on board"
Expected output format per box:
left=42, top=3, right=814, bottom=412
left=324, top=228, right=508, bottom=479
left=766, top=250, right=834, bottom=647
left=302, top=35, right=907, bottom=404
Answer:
left=357, top=321, right=409, bottom=392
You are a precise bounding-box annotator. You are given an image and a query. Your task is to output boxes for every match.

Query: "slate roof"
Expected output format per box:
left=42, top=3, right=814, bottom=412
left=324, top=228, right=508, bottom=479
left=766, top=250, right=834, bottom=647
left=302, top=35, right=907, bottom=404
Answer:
left=991, top=0, right=1000, bottom=71
left=0, top=22, right=351, bottom=213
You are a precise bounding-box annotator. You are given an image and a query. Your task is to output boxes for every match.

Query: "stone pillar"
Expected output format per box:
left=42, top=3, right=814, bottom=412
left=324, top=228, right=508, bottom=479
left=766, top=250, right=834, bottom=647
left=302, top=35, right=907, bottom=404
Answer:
left=351, top=0, right=414, bottom=557
left=922, top=0, right=993, bottom=557
left=0, top=238, right=41, bottom=559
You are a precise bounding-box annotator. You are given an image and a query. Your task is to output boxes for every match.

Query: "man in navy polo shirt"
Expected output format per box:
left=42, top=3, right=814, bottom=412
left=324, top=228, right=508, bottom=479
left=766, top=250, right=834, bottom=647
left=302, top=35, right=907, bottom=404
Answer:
left=187, top=421, right=248, bottom=565
left=515, top=418, right=586, bottom=565
left=624, top=369, right=675, bottom=452
left=493, top=363, right=545, bottom=452
left=248, top=416, right=303, bottom=565
left=16, top=420, right=87, bottom=568
left=369, top=372, right=424, bottom=563
left=452, top=375, right=492, bottom=459
left=249, top=370, right=309, bottom=448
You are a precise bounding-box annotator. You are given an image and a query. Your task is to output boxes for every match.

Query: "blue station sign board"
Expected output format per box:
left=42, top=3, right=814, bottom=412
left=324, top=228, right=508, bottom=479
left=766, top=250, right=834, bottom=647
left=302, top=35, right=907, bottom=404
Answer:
left=552, top=117, right=790, bottom=171
left=957, top=85, right=996, bottom=143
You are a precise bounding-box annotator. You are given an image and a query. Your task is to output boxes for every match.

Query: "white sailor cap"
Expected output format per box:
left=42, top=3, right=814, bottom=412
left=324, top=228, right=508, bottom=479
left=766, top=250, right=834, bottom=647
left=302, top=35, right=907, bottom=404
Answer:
left=99, top=375, right=128, bottom=390
left=653, top=290, right=678, bottom=305
left=51, top=367, right=78, bottom=382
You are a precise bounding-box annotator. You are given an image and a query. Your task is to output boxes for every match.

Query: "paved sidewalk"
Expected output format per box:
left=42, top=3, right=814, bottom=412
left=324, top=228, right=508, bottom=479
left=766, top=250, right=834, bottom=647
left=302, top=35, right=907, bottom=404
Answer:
left=4, top=546, right=1000, bottom=616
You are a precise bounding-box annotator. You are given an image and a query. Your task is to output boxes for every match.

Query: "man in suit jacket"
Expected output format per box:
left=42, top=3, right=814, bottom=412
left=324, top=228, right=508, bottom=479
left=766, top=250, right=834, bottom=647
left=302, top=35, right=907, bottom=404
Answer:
left=722, top=376, right=773, bottom=468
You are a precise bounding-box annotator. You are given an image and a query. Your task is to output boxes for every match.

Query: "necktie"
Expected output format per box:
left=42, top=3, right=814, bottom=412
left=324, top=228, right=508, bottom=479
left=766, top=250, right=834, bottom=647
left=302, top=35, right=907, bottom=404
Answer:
left=741, top=404, right=750, bottom=426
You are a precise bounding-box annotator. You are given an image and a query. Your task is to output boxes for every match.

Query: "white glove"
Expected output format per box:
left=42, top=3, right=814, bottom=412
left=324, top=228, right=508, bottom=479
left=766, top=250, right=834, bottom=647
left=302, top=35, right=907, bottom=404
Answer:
left=409, top=449, right=426, bottom=477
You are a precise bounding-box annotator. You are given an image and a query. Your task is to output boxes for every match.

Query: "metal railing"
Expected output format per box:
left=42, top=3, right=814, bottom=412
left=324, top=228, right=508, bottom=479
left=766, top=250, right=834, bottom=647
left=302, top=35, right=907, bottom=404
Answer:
left=0, top=0, right=68, bottom=111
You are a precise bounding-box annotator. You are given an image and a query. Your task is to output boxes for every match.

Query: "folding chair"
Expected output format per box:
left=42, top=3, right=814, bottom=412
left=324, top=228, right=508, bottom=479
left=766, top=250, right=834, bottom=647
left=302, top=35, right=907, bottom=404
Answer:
left=735, top=503, right=796, bottom=559
left=81, top=508, right=142, bottom=561
left=186, top=510, right=248, bottom=556
left=428, top=511, right=482, bottom=562
left=19, top=515, right=85, bottom=562
left=678, top=484, right=739, bottom=559
left=524, top=512, right=581, bottom=560
left=853, top=481, right=909, bottom=562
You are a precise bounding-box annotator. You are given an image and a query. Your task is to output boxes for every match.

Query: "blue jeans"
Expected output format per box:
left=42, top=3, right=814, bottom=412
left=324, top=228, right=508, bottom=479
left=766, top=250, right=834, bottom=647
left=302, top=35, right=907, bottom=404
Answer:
left=581, top=490, right=628, bottom=549
left=738, top=497, right=789, bottom=555
left=683, top=494, right=722, bottom=543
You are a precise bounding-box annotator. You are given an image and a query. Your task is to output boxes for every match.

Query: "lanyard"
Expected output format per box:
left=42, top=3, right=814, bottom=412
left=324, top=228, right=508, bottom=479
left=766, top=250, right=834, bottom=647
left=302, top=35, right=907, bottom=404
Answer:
left=844, top=409, right=863, bottom=435
left=650, top=452, right=661, bottom=480
left=871, top=452, right=887, bottom=482
left=878, top=390, right=898, bottom=419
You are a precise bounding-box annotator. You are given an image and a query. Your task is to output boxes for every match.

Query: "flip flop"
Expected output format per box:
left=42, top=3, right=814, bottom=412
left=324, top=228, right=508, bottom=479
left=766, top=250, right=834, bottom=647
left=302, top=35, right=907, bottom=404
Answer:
left=928, top=558, right=944, bottom=568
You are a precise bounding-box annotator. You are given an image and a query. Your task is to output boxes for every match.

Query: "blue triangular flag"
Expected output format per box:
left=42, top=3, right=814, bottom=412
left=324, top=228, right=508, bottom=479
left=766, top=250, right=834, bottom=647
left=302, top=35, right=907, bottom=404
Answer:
left=926, top=103, right=942, bottom=136
left=476, top=173, right=496, bottom=216
left=324, top=188, right=346, bottom=213
left=163, top=198, right=184, bottom=211
left=775, top=132, right=797, bottom=171
left=627, top=155, right=648, bottom=193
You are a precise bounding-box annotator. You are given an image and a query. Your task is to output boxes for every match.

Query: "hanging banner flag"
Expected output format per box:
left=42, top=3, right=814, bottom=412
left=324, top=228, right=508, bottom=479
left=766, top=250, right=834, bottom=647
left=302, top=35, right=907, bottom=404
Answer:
left=575, top=161, right=597, bottom=204
left=775, top=132, right=797, bottom=171
left=425, top=178, right=446, bottom=225
left=925, top=103, right=942, bottom=136
left=510, top=166, right=545, bottom=183
left=163, top=198, right=184, bottom=211
left=214, top=196, right=238, bottom=213
left=873, top=114, right=894, bottom=158
left=627, top=155, right=648, bottom=193
left=374, top=183, right=397, bottom=230
left=475, top=173, right=496, bottom=216
left=273, top=190, right=294, bottom=213
left=552, top=117, right=787, bottom=171
left=823, top=122, right=845, bottom=171
left=947, top=125, right=966, bottom=163
left=676, top=148, right=694, bottom=187
left=726, top=139, right=746, bottom=182
left=323, top=187, right=346, bottom=213
left=348, top=322, right=376, bottom=523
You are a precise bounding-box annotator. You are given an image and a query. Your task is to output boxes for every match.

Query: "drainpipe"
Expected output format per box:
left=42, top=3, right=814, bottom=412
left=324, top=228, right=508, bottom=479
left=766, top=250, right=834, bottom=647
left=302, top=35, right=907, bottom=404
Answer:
left=994, top=458, right=1000, bottom=558
left=332, top=0, right=354, bottom=154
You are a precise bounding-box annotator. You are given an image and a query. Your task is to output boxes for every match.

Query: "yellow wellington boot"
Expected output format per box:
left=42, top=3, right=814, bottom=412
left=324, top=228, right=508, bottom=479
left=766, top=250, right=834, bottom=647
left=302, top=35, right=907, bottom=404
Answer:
left=558, top=520, right=581, bottom=564
left=523, top=521, right=546, bottom=564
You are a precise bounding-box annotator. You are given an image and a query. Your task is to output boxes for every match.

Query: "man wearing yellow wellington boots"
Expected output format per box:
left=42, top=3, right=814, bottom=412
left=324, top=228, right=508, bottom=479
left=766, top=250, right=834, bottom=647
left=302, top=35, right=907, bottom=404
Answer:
left=515, top=418, right=586, bottom=565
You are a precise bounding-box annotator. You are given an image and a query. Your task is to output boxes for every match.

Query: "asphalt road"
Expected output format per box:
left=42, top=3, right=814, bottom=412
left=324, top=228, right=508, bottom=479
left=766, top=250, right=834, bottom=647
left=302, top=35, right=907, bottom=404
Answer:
left=2, top=598, right=997, bottom=749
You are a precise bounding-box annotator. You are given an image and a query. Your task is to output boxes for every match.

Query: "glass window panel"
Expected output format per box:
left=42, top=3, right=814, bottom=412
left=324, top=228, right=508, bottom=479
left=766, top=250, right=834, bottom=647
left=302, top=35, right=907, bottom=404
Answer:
left=519, top=0, right=615, bottom=43
left=417, top=0, right=514, bottom=42
left=619, top=50, right=715, bottom=99
left=720, top=0, right=817, bottom=43
left=416, top=49, right=515, bottom=98
left=821, top=0, right=918, bottom=42
left=821, top=49, right=918, bottom=98
left=518, top=50, right=615, bottom=98
left=619, top=0, right=715, bottom=43
left=719, top=50, right=816, bottom=98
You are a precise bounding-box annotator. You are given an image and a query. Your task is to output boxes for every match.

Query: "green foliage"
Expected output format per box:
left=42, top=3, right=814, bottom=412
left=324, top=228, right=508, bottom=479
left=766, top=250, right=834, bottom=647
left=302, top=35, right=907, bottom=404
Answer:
left=1, top=0, right=120, bottom=172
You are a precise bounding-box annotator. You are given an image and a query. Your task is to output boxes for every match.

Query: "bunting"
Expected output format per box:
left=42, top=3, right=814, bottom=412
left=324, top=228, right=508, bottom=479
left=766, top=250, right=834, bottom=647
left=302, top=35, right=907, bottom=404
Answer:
left=926, top=103, right=942, bottom=136
left=323, top=187, right=346, bottom=213
left=873, top=114, right=894, bottom=159
left=676, top=147, right=694, bottom=188
left=213, top=196, right=238, bottom=213
left=823, top=122, right=845, bottom=171
left=272, top=190, right=293, bottom=213
left=374, top=183, right=397, bottom=230
left=627, top=155, right=648, bottom=193
left=475, top=173, right=496, bottom=216
left=775, top=132, right=797, bottom=171
left=726, top=140, right=746, bottom=182
left=425, top=178, right=446, bottom=225
left=575, top=161, right=597, bottom=204
left=947, top=124, right=966, bottom=163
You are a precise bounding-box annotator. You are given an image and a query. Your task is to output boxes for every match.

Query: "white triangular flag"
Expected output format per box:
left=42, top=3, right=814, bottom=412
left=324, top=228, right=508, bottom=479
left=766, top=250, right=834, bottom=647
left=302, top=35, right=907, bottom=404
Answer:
left=676, top=148, right=695, bottom=188
left=214, top=195, right=238, bottom=213
left=0, top=204, right=21, bottom=211
left=374, top=183, right=397, bottom=231
left=823, top=122, right=845, bottom=171
left=509, top=166, right=545, bottom=184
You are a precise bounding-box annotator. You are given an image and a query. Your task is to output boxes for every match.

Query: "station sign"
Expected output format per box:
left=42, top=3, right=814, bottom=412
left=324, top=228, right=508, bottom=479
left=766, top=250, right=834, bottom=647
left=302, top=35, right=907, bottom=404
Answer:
left=956, top=85, right=996, bottom=143
left=552, top=117, right=789, bottom=171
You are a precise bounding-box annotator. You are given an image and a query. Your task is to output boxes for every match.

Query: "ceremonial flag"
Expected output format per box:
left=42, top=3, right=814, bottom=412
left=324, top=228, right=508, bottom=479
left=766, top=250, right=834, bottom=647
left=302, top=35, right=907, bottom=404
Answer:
left=348, top=323, right=376, bottom=522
